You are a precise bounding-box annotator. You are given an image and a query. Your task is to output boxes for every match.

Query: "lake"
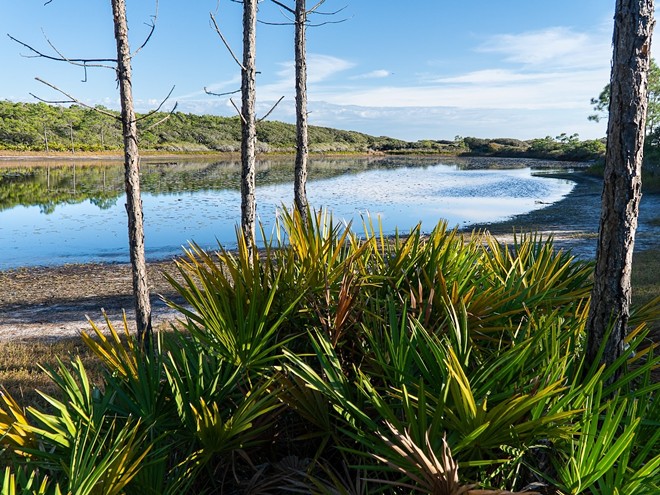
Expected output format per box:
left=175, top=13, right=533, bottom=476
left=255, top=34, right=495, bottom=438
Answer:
left=0, top=156, right=576, bottom=269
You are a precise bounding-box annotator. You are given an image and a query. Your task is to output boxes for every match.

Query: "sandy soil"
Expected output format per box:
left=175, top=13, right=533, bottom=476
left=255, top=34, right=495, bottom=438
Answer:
left=0, top=260, right=187, bottom=342
left=470, top=171, right=660, bottom=258
left=1, top=170, right=658, bottom=342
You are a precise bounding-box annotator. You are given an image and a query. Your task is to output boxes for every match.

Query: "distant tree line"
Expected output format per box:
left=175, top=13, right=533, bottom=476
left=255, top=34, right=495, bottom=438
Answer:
left=0, top=100, right=608, bottom=161
left=0, top=100, right=396, bottom=153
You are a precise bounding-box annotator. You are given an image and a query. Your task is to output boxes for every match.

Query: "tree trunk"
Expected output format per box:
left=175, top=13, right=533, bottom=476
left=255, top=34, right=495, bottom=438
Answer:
left=111, top=0, right=152, bottom=345
left=294, top=0, right=309, bottom=224
left=586, top=0, right=654, bottom=372
left=241, top=0, right=258, bottom=255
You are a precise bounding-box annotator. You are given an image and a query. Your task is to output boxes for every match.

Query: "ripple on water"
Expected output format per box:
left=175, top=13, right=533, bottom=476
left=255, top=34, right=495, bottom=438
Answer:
left=0, top=160, right=575, bottom=269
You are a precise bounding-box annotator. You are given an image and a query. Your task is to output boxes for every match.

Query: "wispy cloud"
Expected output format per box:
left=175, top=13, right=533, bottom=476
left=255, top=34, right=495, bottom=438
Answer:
left=308, top=24, right=612, bottom=114
left=350, top=69, right=391, bottom=80
left=169, top=25, right=614, bottom=141
left=274, top=53, right=355, bottom=84
left=313, top=69, right=606, bottom=110
left=303, top=101, right=606, bottom=141
left=258, top=53, right=355, bottom=100
left=433, top=69, right=550, bottom=85
left=477, top=27, right=610, bottom=69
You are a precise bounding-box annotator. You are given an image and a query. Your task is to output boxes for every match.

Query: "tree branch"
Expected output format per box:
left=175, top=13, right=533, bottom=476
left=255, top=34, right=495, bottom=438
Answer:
left=32, top=77, right=120, bottom=119
left=134, top=85, right=177, bottom=122
left=8, top=33, right=117, bottom=65
left=41, top=31, right=117, bottom=82
left=204, top=86, right=241, bottom=97
left=10, top=0, right=159, bottom=78
left=310, top=4, right=348, bottom=16
left=139, top=102, right=178, bottom=132
left=306, top=17, right=349, bottom=27
left=270, top=0, right=295, bottom=14
left=210, top=12, right=245, bottom=71
left=230, top=97, right=247, bottom=124
left=259, top=19, right=295, bottom=26
left=132, top=0, right=159, bottom=57
left=33, top=77, right=177, bottom=127
left=257, top=96, right=285, bottom=122
left=263, top=0, right=348, bottom=27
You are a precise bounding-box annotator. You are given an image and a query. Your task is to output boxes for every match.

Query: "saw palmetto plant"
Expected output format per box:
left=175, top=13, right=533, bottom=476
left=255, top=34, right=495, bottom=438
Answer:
left=1, top=208, right=658, bottom=493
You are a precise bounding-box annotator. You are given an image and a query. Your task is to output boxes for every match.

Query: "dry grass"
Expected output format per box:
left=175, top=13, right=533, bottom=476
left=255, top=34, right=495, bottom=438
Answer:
left=0, top=337, right=104, bottom=409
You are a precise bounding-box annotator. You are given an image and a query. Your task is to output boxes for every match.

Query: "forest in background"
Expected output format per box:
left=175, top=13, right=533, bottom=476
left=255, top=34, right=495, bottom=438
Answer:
left=0, top=100, right=607, bottom=161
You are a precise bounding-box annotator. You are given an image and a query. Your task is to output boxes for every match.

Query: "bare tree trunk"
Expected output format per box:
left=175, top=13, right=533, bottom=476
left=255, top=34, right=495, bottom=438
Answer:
left=294, top=0, right=309, bottom=224
left=586, top=0, right=654, bottom=372
left=111, top=0, right=152, bottom=345
left=241, top=0, right=258, bottom=255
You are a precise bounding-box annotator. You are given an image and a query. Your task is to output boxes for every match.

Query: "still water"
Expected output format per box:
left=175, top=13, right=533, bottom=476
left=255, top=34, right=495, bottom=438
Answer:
left=0, top=156, right=575, bottom=269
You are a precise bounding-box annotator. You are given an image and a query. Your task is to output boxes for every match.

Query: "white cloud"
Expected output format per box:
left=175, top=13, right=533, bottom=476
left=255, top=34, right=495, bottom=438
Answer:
left=305, top=102, right=606, bottom=141
left=433, top=69, right=549, bottom=85
left=274, top=53, right=355, bottom=84
left=476, top=26, right=611, bottom=70
left=307, top=25, right=611, bottom=116
left=259, top=53, right=355, bottom=100
left=160, top=26, right=615, bottom=141
left=350, top=69, right=391, bottom=80
left=308, top=54, right=356, bottom=82
left=312, top=67, right=608, bottom=111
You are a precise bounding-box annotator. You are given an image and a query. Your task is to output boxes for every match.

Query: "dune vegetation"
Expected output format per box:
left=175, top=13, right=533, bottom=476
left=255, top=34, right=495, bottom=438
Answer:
left=1, top=210, right=658, bottom=494
left=0, top=100, right=608, bottom=161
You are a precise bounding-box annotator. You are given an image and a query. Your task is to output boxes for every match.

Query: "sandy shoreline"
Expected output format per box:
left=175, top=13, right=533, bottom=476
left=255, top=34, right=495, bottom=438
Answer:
left=0, top=260, right=186, bottom=342
left=1, top=167, right=658, bottom=342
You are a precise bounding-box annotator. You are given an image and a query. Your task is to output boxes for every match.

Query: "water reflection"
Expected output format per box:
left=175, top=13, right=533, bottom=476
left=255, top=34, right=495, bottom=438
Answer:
left=0, top=156, right=574, bottom=269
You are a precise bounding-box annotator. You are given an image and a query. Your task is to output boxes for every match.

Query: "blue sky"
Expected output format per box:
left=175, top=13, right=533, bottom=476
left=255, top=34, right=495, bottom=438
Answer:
left=0, top=1, right=644, bottom=141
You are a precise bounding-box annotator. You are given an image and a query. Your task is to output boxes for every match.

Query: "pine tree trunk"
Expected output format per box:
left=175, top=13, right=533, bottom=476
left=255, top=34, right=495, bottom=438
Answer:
left=241, top=0, right=258, bottom=255
left=294, top=0, right=309, bottom=224
left=111, top=0, right=152, bottom=345
left=586, top=0, right=654, bottom=372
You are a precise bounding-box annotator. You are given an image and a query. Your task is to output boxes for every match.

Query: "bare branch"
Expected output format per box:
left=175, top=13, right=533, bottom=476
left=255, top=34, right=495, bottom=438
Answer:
left=204, top=86, right=242, bottom=97
left=230, top=97, right=247, bottom=124
left=8, top=33, right=116, bottom=66
left=310, top=4, right=347, bottom=15
left=307, top=17, right=349, bottom=27
left=139, top=102, right=178, bottom=132
left=132, top=0, right=159, bottom=57
left=33, top=77, right=119, bottom=119
left=41, top=30, right=115, bottom=82
left=210, top=12, right=245, bottom=71
left=269, top=0, right=295, bottom=14
left=307, top=0, right=326, bottom=13
left=262, top=1, right=348, bottom=26
left=257, top=96, right=285, bottom=122
left=261, top=16, right=348, bottom=27
left=258, top=20, right=294, bottom=26
left=134, top=85, right=176, bottom=122
left=30, top=93, right=70, bottom=105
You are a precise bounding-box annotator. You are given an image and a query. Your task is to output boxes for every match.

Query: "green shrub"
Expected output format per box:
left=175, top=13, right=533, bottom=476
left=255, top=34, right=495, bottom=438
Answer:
left=1, top=210, right=658, bottom=493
